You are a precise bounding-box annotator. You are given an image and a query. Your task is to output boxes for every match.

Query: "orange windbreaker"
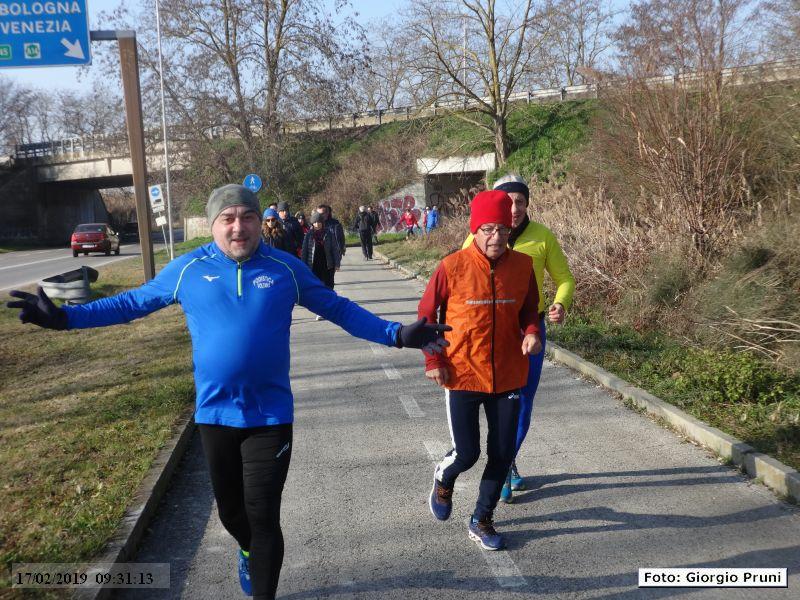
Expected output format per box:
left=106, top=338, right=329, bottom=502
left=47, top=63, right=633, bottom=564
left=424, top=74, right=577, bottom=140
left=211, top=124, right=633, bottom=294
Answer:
left=418, top=242, right=540, bottom=393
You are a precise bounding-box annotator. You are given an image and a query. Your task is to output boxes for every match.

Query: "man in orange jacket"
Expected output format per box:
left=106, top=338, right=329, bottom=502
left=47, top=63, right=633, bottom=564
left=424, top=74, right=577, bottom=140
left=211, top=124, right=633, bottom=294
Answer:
left=418, top=190, right=542, bottom=551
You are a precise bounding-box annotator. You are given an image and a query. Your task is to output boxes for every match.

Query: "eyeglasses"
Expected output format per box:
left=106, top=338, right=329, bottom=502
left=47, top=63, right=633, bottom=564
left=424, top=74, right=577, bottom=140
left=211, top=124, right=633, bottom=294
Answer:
left=478, top=225, right=511, bottom=236
left=265, top=218, right=277, bottom=223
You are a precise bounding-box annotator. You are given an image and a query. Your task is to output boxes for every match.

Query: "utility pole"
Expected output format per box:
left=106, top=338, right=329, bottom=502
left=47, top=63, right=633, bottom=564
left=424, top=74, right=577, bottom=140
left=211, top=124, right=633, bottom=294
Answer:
left=155, top=0, right=175, bottom=260
left=463, top=16, right=468, bottom=107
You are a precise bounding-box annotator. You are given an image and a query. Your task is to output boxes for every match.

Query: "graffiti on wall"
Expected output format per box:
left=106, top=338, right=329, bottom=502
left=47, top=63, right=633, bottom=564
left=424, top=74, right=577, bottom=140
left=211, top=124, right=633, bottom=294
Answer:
left=376, top=194, right=422, bottom=233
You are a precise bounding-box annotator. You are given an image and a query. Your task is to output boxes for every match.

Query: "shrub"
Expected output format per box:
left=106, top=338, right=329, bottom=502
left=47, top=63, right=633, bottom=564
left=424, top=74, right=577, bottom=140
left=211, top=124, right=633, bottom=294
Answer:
left=675, top=349, right=798, bottom=406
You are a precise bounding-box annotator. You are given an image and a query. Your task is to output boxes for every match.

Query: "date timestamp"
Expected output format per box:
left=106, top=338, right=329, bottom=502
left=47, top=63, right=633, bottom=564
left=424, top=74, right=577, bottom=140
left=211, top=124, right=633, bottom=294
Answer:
left=12, top=563, right=170, bottom=589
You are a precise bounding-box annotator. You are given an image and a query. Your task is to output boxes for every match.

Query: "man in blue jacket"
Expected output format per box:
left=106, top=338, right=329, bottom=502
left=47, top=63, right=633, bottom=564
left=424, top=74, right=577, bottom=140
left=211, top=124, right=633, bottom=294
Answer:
left=6, top=184, right=449, bottom=600
left=426, top=205, right=439, bottom=233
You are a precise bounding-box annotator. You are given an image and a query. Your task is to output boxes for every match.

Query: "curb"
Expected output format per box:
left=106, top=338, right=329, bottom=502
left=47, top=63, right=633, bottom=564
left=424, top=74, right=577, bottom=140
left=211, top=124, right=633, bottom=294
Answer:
left=373, top=251, right=422, bottom=280
left=76, top=410, right=197, bottom=600
left=375, top=250, right=800, bottom=505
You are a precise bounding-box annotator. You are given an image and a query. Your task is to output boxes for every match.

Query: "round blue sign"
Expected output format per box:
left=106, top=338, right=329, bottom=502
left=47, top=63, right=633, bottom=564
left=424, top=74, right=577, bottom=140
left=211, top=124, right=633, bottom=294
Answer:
left=243, top=174, right=263, bottom=193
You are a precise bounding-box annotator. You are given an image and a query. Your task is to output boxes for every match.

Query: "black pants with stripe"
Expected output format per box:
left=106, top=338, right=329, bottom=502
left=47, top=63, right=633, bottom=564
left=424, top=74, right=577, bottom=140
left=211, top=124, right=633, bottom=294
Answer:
left=436, top=389, right=520, bottom=520
left=199, top=423, right=292, bottom=600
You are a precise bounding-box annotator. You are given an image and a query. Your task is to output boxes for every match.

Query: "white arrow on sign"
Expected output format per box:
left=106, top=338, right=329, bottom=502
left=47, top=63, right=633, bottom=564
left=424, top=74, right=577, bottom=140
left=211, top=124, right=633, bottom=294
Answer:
left=61, top=39, right=85, bottom=60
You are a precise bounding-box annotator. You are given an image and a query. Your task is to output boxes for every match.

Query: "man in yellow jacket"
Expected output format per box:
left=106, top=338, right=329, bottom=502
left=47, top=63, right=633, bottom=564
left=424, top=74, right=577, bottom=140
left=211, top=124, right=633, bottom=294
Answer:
left=462, top=174, right=575, bottom=502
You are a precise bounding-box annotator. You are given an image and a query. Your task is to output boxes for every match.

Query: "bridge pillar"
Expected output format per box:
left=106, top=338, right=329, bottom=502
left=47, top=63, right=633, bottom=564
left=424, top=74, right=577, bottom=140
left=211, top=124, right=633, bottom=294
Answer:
left=38, top=186, right=109, bottom=243
left=0, top=166, right=110, bottom=244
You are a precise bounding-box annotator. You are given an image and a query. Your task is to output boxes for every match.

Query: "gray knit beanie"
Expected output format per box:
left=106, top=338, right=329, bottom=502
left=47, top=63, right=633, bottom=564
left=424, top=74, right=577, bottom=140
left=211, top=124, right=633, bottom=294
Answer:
left=310, top=211, right=324, bottom=224
left=206, top=184, right=261, bottom=225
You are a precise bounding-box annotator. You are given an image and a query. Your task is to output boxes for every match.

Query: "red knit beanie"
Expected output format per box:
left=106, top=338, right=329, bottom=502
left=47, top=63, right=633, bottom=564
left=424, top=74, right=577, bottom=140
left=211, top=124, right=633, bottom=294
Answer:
left=469, top=190, right=513, bottom=233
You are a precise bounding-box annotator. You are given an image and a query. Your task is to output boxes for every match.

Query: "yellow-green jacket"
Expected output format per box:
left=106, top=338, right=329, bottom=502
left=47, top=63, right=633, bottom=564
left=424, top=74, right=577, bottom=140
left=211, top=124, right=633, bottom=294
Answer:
left=463, top=220, right=575, bottom=313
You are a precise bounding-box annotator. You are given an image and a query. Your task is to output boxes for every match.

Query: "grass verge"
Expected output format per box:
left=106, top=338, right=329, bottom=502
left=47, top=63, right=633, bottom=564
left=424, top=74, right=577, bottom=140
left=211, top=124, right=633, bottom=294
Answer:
left=0, top=243, right=200, bottom=597
left=378, top=243, right=800, bottom=473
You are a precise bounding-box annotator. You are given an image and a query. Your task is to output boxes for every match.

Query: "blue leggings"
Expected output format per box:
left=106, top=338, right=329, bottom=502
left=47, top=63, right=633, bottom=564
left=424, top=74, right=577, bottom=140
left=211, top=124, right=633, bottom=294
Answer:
left=515, top=316, right=547, bottom=455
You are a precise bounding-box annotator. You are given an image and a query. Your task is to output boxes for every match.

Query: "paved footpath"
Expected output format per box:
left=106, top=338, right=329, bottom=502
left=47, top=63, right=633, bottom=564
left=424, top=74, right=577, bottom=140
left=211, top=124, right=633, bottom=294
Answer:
left=116, top=251, right=800, bottom=599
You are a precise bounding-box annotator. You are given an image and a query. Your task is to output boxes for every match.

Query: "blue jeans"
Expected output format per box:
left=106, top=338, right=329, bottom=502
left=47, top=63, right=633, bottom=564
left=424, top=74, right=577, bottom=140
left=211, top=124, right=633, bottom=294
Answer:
left=515, top=315, right=547, bottom=456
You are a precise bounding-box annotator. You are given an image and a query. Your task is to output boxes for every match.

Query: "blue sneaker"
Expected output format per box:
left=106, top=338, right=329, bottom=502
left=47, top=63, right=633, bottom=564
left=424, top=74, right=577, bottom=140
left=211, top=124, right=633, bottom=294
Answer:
left=510, top=461, right=526, bottom=491
left=468, top=516, right=504, bottom=550
left=500, top=471, right=513, bottom=503
left=238, top=549, right=252, bottom=596
left=429, top=475, right=453, bottom=521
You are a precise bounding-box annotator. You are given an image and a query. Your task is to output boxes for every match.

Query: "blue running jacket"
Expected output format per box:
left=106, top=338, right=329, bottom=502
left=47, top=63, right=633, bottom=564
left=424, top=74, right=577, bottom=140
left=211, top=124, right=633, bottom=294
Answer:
left=63, top=241, right=401, bottom=427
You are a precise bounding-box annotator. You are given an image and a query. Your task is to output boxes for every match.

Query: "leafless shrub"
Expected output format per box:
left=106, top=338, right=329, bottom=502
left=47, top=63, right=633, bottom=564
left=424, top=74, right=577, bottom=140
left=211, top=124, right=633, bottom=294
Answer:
left=531, top=179, right=659, bottom=305
left=309, top=131, right=427, bottom=224
left=708, top=307, right=800, bottom=361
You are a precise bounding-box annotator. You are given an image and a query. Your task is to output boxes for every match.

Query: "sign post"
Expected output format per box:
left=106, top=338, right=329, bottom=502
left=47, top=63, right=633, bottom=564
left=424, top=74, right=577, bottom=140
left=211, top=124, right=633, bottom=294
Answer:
left=88, top=30, right=154, bottom=281
left=243, top=174, right=263, bottom=193
left=149, top=184, right=168, bottom=245
left=0, top=1, right=92, bottom=68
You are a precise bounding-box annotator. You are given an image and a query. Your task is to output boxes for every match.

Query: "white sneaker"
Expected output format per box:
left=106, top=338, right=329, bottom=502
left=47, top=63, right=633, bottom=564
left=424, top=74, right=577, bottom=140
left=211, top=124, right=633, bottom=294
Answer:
left=315, top=315, right=324, bottom=321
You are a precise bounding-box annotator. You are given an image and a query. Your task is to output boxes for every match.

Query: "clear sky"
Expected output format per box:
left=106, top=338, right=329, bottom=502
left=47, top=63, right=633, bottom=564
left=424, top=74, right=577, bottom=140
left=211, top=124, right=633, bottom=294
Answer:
left=1, top=0, right=405, bottom=91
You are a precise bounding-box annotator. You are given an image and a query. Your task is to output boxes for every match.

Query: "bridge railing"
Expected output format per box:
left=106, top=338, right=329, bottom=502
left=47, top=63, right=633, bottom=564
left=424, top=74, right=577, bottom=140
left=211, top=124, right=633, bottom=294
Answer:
left=14, top=135, right=131, bottom=160
left=15, top=57, right=800, bottom=162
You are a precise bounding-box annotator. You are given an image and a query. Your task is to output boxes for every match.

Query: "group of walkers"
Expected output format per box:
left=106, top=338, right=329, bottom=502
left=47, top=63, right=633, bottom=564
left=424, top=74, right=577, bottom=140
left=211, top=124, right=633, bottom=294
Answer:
left=400, top=205, right=440, bottom=239
left=6, top=172, right=574, bottom=599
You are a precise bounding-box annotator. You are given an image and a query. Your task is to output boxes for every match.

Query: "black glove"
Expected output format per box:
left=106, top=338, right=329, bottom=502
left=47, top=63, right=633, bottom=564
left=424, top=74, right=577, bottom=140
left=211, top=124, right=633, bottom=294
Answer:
left=7, top=287, right=68, bottom=330
left=396, top=317, right=451, bottom=354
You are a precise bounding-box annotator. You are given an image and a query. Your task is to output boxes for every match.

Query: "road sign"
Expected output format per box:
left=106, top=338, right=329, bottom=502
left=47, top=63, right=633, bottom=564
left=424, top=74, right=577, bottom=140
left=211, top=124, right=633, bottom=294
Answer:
left=0, top=1, right=92, bottom=68
left=243, top=174, right=262, bottom=193
left=155, top=215, right=167, bottom=227
left=149, top=184, right=165, bottom=213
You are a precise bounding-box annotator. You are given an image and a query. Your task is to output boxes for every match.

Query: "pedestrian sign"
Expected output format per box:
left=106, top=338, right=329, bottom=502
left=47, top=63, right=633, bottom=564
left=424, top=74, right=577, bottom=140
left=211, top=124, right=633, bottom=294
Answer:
left=0, top=0, right=92, bottom=69
left=149, top=184, right=165, bottom=213
left=243, top=174, right=262, bottom=193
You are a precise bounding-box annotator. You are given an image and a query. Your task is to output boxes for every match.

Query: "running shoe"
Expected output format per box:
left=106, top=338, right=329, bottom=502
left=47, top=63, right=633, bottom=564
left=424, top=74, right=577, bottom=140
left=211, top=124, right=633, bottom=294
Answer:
left=429, top=475, right=453, bottom=521
left=500, top=471, right=513, bottom=503
left=468, top=516, right=504, bottom=551
left=510, top=460, right=526, bottom=491
left=238, top=549, right=252, bottom=596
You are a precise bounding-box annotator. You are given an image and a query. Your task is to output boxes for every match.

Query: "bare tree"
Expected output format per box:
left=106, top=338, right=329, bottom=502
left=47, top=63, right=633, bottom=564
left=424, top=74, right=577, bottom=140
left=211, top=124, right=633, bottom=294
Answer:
left=602, top=0, right=763, bottom=257
left=407, top=0, right=550, bottom=165
left=615, top=0, right=758, bottom=77
left=248, top=0, right=367, bottom=128
left=0, top=77, right=36, bottom=153
left=759, top=0, right=800, bottom=59
left=543, top=0, right=616, bottom=86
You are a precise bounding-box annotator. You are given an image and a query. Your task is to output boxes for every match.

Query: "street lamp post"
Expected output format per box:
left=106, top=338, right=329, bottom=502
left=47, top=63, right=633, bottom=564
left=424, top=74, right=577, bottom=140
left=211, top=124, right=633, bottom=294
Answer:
left=155, top=0, right=175, bottom=259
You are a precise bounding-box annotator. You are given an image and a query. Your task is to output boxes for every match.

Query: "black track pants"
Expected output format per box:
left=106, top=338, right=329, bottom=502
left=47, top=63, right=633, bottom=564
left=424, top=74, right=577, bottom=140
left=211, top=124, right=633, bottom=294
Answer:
left=199, top=423, right=292, bottom=600
left=435, top=389, right=520, bottom=520
left=359, top=230, right=373, bottom=258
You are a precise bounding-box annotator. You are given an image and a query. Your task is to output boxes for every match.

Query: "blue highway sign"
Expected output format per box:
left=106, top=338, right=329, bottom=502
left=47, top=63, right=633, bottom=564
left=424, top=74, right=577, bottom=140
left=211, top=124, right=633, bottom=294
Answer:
left=0, top=0, right=91, bottom=68
left=243, top=174, right=263, bottom=193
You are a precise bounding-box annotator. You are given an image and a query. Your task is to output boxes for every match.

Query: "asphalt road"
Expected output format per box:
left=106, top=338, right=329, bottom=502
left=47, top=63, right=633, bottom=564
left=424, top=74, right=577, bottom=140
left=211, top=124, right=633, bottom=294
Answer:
left=115, top=251, right=799, bottom=599
left=0, top=229, right=182, bottom=293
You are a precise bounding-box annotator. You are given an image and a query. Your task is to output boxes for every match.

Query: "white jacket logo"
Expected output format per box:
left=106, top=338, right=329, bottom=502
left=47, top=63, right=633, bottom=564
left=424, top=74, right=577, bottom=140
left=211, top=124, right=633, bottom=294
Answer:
left=253, top=275, right=274, bottom=289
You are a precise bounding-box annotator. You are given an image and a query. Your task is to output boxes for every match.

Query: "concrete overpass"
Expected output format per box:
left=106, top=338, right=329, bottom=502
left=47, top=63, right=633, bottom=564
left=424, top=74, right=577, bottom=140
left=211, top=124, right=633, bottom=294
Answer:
left=1, top=137, right=180, bottom=243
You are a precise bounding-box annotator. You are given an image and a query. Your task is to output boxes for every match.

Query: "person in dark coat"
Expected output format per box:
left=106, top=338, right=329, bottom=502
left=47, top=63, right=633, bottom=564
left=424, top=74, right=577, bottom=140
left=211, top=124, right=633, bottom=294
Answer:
left=367, top=206, right=379, bottom=245
left=354, top=205, right=374, bottom=260
left=295, top=212, right=310, bottom=236
left=302, top=211, right=341, bottom=290
left=316, top=204, right=346, bottom=258
left=262, top=208, right=296, bottom=255
left=277, top=201, right=303, bottom=256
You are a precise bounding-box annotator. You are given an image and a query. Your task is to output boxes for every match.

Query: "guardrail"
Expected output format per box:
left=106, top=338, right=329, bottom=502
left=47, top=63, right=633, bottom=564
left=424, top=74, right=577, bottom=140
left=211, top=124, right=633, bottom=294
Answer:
left=14, top=57, right=800, bottom=161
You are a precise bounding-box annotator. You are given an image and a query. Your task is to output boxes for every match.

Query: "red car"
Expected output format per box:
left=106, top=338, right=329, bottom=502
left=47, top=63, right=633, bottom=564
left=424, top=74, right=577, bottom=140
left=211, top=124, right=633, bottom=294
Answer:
left=71, top=223, right=121, bottom=257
